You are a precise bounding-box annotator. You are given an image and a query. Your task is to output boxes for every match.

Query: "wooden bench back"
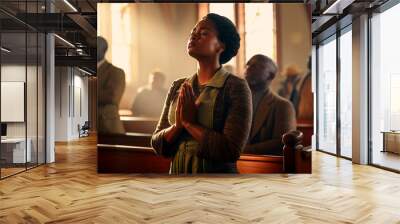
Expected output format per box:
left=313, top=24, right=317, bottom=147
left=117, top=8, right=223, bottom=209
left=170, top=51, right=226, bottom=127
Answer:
left=121, top=116, right=158, bottom=134
left=98, top=130, right=311, bottom=173
left=98, top=132, right=152, bottom=147
left=97, top=144, right=170, bottom=173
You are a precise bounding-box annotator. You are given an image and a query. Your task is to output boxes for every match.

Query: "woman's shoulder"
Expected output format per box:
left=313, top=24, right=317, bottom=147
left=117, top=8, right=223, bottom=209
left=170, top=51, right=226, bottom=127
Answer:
left=224, top=74, right=250, bottom=92
left=172, top=77, right=187, bottom=85
left=165, top=77, right=189, bottom=99
left=166, top=78, right=186, bottom=92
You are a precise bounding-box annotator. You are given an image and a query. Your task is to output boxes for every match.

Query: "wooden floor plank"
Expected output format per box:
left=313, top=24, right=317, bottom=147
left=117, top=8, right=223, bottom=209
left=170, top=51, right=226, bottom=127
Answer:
left=0, top=135, right=399, bottom=223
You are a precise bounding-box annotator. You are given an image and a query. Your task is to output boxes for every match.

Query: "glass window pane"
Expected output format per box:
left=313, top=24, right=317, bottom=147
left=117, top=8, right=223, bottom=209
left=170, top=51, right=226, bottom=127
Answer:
left=244, top=3, right=275, bottom=62
left=317, top=36, right=337, bottom=154
left=27, top=31, right=38, bottom=169
left=25, top=0, right=40, bottom=169
left=0, top=1, right=46, bottom=179
left=1, top=31, right=28, bottom=177
left=38, top=33, right=46, bottom=165
left=339, top=29, right=352, bottom=158
left=371, top=3, right=400, bottom=171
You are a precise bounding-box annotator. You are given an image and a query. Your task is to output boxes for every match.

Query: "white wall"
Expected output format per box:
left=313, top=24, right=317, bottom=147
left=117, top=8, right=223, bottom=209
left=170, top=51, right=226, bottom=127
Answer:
left=54, top=67, right=89, bottom=141
left=1, top=65, right=33, bottom=138
left=72, top=73, right=89, bottom=138
left=55, top=66, right=69, bottom=141
left=1, top=63, right=46, bottom=164
left=351, top=15, right=369, bottom=164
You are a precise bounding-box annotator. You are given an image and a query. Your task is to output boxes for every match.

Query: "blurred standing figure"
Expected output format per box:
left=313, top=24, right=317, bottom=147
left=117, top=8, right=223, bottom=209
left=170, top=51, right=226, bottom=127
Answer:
left=97, top=36, right=126, bottom=134
left=244, top=55, right=296, bottom=155
left=296, top=56, right=313, bottom=121
left=131, top=71, right=167, bottom=117
left=278, top=65, right=302, bottom=111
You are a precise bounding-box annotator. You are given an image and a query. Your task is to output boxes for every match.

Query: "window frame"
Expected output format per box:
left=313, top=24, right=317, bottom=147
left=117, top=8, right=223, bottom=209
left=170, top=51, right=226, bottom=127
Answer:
left=203, top=3, right=277, bottom=76
left=314, top=20, right=353, bottom=160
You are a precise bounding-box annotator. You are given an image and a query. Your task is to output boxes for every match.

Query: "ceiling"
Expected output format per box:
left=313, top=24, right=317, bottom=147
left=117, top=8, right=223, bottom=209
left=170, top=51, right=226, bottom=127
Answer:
left=0, top=0, right=97, bottom=74
left=310, top=0, right=389, bottom=43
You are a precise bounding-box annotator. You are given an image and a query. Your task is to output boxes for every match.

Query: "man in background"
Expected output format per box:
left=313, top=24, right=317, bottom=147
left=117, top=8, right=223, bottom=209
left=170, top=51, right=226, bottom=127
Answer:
left=243, top=54, right=296, bottom=155
left=97, top=36, right=126, bottom=134
left=131, top=71, right=167, bottom=118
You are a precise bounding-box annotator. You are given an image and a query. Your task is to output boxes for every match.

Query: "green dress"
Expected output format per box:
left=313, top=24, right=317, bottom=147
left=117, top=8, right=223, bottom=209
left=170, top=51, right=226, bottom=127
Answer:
left=167, top=68, right=229, bottom=174
left=151, top=66, right=252, bottom=174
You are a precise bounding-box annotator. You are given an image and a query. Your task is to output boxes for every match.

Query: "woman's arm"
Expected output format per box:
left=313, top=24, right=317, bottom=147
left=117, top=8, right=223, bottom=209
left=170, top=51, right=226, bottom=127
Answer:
left=163, top=94, right=183, bottom=144
left=181, top=78, right=253, bottom=162
left=151, top=79, right=185, bottom=156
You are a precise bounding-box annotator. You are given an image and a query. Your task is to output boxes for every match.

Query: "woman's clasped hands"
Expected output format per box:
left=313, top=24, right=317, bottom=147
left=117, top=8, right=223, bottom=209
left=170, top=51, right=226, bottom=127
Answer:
left=175, top=82, right=198, bottom=130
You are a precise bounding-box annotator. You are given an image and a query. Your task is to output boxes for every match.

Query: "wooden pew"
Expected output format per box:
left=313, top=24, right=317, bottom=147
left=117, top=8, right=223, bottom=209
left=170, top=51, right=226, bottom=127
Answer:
left=120, top=115, right=314, bottom=148
left=97, top=144, right=171, bottom=173
left=238, top=131, right=311, bottom=174
left=296, top=73, right=314, bottom=148
left=98, top=132, right=152, bottom=147
left=283, top=130, right=312, bottom=173
left=296, top=120, right=313, bottom=147
left=237, top=155, right=283, bottom=173
left=97, top=131, right=311, bottom=174
left=120, top=116, right=158, bottom=134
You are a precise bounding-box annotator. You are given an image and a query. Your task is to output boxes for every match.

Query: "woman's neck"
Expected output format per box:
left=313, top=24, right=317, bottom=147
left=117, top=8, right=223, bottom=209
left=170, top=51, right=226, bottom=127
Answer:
left=197, top=59, right=221, bottom=85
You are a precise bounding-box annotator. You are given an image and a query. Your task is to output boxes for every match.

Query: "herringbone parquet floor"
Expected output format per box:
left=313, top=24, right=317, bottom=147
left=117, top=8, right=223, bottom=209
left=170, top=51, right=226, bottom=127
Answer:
left=0, top=135, right=400, bottom=223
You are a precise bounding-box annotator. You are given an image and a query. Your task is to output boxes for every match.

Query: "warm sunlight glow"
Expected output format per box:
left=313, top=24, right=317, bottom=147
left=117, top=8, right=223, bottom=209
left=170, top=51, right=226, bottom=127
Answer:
left=245, top=3, right=275, bottom=62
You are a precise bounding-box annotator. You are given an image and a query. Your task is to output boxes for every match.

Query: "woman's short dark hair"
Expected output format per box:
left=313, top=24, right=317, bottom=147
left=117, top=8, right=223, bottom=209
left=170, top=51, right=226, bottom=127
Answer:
left=205, top=13, right=240, bottom=65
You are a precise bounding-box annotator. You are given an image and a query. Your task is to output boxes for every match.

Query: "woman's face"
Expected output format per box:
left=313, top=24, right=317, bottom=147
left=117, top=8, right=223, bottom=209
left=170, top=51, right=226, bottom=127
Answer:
left=187, top=18, right=224, bottom=61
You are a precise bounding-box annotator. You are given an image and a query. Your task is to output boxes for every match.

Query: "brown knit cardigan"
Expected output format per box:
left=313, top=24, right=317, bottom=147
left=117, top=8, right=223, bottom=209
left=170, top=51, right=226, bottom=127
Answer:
left=151, top=74, right=252, bottom=173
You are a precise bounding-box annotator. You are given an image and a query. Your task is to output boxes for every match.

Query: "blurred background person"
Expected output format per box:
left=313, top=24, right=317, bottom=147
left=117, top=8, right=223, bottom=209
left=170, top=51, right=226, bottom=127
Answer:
left=243, top=54, right=296, bottom=155
left=131, top=71, right=167, bottom=117
left=296, top=56, right=313, bottom=121
left=97, top=36, right=126, bottom=134
left=278, top=64, right=302, bottom=111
